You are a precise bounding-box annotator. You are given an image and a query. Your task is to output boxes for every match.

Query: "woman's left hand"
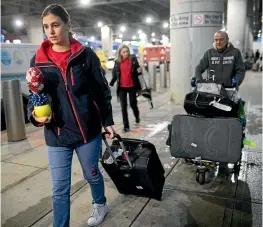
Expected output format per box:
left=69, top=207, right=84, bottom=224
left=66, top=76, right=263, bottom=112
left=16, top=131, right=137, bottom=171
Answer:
left=137, top=67, right=142, bottom=73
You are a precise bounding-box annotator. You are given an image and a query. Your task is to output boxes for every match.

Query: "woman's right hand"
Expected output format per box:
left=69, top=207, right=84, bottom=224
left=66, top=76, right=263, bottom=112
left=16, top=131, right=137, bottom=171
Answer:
left=32, top=111, right=52, bottom=123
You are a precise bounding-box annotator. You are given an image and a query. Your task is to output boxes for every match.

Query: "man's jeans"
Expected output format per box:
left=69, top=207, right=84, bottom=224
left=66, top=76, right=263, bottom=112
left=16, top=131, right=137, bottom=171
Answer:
left=48, top=134, right=106, bottom=227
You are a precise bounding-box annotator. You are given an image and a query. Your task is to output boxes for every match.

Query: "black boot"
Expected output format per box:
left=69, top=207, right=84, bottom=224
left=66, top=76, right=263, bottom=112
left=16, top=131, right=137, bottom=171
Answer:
left=122, top=127, right=130, bottom=133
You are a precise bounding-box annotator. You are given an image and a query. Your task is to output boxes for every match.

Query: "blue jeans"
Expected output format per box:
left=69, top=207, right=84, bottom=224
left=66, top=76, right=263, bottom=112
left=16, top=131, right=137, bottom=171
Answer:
left=48, top=134, right=106, bottom=227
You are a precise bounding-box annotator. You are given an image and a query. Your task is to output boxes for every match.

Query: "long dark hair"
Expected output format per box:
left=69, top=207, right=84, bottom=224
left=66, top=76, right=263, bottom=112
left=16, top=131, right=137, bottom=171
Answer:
left=41, top=4, right=73, bottom=38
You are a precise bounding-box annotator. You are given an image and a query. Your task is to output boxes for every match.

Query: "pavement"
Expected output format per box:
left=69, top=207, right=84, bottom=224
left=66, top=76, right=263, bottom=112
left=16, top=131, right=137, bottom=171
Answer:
left=1, top=71, right=262, bottom=227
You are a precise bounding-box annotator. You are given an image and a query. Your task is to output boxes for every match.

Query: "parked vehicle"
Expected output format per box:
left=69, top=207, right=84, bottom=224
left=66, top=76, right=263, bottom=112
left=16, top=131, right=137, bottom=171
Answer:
left=143, top=45, right=170, bottom=71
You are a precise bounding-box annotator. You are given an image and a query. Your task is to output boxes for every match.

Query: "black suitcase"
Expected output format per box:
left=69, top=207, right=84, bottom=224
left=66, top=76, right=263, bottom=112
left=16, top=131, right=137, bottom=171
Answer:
left=101, top=132, right=165, bottom=200
left=169, top=115, right=243, bottom=163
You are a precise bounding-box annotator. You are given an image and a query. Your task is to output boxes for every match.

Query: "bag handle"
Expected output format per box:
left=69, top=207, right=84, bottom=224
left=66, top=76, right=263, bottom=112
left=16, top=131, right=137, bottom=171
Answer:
left=194, top=93, right=207, bottom=109
left=102, top=132, right=133, bottom=168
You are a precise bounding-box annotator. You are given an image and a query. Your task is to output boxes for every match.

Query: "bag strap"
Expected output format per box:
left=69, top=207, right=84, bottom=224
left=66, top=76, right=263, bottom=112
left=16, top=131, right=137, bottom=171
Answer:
left=194, top=93, right=206, bottom=109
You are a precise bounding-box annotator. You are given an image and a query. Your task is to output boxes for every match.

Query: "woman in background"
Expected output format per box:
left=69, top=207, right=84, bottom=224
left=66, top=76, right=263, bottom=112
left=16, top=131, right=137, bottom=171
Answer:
left=110, top=45, right=142, bottom=132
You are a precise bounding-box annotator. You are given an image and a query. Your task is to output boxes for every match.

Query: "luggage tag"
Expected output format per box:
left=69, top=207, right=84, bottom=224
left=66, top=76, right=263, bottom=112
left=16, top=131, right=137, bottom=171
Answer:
left=209, top=98, right=232, bottom=111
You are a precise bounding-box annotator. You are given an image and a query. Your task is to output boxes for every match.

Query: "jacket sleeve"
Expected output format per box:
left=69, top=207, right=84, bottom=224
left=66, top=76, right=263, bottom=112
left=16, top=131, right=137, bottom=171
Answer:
left=195, top=51, right=209, bottom=82
left=87, top=48, right=114, bottom=127
left=234, top=50, right=245, bottom=86
left=27, top=55, right=45, bottom=127
left=109, top=62, right=118, bottom=86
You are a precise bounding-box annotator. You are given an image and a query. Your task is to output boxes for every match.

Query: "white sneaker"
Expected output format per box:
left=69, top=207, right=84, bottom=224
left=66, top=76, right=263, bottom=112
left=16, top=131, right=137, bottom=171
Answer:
left=87, top=203, right=108, bottom=226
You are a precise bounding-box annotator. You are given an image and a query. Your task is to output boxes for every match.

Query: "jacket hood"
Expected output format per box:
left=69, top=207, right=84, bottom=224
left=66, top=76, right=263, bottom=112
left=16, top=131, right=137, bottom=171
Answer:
left=35, top=38, right=83, bottom=63
left=213, top=42, right=234, bottom=52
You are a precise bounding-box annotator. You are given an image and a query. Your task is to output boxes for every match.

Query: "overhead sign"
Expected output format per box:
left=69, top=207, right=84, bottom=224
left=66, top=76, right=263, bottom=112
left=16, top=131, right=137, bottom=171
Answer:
left=170, top=13, right=190, bottom=29
left=192, top=12, right=223, bottom=27
left=170, top=12, right=223, bottom=29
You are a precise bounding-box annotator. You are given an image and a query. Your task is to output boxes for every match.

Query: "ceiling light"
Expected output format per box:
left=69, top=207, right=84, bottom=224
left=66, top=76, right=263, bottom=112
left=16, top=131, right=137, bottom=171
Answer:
left=120, top=26, right=126, bottom=32
left=97, top=22, right=103, bottom=27
left=163, top=22, right=169, bottom=28
left=151, top=33, right=155, bottom=37
left=14, top=19, right=23, bottom=27
left=119, top=34, right=123, bottom=38
left=146, top=17, right=152, bottom=23
left=80, top=0, right=90, bottom=5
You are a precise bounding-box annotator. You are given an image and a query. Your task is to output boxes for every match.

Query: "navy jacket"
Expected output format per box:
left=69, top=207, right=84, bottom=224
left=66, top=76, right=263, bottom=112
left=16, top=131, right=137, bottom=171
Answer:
left=109, top=55, right=142, bottom=96
left=27, top=39, right=114, bottom=147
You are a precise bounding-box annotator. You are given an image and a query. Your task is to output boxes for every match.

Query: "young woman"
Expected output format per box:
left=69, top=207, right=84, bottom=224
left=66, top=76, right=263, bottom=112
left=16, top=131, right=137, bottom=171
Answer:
left=110, top=45, right=142, bottom=132
left=27, top=4, right=115, bottom=227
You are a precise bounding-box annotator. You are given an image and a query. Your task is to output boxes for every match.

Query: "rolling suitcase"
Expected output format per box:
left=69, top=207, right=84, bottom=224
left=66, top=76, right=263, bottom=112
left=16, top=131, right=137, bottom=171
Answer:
left=101, top=132, right=165, bottom=200
left=170, top=115, right=243, bottom=163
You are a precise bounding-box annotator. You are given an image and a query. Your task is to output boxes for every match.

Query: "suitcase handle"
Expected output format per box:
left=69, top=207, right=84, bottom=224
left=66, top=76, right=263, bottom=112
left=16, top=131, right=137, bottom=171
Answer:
left=102, top=132, right=133, bottom=168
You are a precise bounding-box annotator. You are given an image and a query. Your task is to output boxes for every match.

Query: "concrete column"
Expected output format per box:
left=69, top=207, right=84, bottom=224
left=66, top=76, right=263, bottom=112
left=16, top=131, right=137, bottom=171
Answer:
left=139, top=32, right=148, bottom=46
left=244, top=17, right=251, bottom=54
left=101, top=25, right=113, bottom=58
left=27, top=16, right=44, bottom=45
left=248, top=29, right=254, bottom=56
left=227, top=0, right=248, bottom=53
left=170, top=0, right=224, bottom=104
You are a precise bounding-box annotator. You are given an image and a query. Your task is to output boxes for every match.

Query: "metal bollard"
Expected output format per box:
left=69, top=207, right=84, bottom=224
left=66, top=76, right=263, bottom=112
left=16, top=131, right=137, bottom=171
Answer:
left=160, top=63, right=167, bottom=88
left=2, top=79, right=26, bottom=142
left=148, top=62, right=157, bottom=91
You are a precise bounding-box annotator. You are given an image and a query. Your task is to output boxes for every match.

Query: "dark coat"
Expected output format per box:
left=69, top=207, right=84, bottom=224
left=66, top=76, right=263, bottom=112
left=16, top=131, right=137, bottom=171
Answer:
left=195, top=43, right=245, bottom=87
left=27, top=39, right=114, bottom=147
left=109, top=55, right=142, bottom=96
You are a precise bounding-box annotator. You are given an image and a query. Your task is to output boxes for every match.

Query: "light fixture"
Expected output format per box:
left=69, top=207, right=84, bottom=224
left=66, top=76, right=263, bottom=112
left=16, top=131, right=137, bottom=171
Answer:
left=90, top=36, right=95, bottom=41
left=119, top=34, right=123, bottom=38
left=152, top=38, right=156, bottom=42
left=14, top=19, right=23, bottom=27
left=163, top=22, right=169, bottom=28
left=146, top=17, right=152, bottom=23
left=97, top=21, right=103, bottom=27
left=120, top=26, right=126, bottom=32
left=132, top=35, right=137, bottom=40
left=80, top=0, right=90, bottom=5
left=138, top=30, right=142, bottom=34
left=151, top=32, right=155, bottom=37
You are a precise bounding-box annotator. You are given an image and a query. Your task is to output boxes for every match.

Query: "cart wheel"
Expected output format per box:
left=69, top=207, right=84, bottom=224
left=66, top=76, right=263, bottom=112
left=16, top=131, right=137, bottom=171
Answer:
left=204, top=170, right=210, bottom=183
left=196, top=169, right=200, bottom=182
left=198, top=172, right=205, bottom=185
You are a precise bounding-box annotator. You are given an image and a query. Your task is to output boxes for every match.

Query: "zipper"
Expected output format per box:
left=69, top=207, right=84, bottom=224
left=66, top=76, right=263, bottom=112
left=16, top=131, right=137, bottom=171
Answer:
left=38, top=47, right=87, bottom=143
left=63, top=47, right=87, bottom=143
left=70, top=67, right=75, bottom=86
left=57, top=127, right=61, bottom=136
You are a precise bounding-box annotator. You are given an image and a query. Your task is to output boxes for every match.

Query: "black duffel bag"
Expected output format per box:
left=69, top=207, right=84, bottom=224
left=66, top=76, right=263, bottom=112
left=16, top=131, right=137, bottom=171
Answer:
left=184, top=82, right=239, bottom=117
